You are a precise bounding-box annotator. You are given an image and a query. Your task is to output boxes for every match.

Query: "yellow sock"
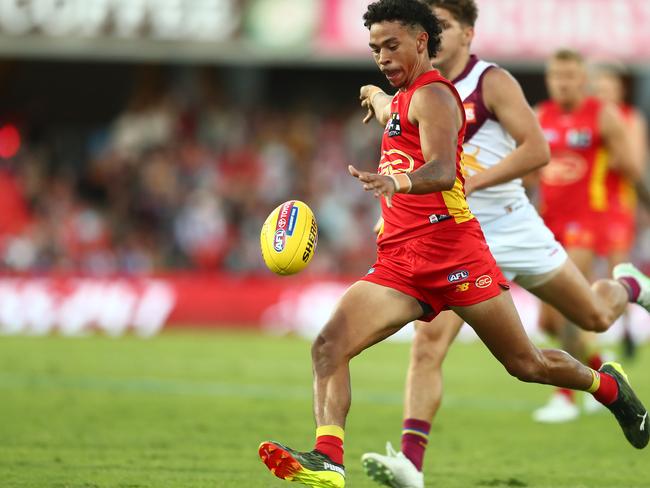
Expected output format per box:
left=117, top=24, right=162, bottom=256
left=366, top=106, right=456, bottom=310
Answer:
left=316, top=425, right=344, bottom=441
left=586, top=369, right=601, bottom=393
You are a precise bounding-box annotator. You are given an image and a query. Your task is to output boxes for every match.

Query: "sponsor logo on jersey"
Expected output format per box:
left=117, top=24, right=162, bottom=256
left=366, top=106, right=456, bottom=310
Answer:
left=429, top=214, right=452, bottom=224
left=566, top=128, right=592, bottom=148
left=448, top=269, right=470, bottom=283
left=540, top=152, right=587, bottom=186
left=386, top=112, right=401, bottom=137
left=379, top=149, right=415, bottom=175
left=475, top=275, right=492, bottom=288
left=464, top=103, right=476, bottom=123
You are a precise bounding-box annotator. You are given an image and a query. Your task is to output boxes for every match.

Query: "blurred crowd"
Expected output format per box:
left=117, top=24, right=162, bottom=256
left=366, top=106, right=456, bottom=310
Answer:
left=0, top=67, right=648, bottom=277
left=0, top=68, right=383, bottom=276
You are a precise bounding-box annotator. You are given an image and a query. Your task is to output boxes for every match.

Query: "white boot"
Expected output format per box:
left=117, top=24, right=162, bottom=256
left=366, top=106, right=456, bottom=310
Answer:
left=532, top=392, right=580, bottom=423
left=361, top=442, right=424, bottom=488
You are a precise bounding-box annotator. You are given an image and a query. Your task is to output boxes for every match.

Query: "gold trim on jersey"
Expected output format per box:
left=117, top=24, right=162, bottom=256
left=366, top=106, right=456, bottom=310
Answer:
left=442, top=176, right=474, bottom=223
left=589, top=148, right=608, bottom=211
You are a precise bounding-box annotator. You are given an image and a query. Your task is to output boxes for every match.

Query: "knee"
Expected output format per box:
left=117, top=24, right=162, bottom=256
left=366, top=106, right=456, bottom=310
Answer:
left=503, top=351, right=548, bottom=384
left=581, top=310, right=610, bottom=333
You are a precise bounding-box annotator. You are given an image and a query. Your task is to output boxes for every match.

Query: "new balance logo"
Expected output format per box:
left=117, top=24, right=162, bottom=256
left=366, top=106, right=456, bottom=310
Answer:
left=638, top=412, right=648, bottom=431
left=323, top=462, right=345, bottom=476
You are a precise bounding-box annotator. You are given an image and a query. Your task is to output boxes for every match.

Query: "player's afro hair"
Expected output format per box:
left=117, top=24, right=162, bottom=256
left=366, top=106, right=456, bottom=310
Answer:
left=363, top=0, right=442, bottom=58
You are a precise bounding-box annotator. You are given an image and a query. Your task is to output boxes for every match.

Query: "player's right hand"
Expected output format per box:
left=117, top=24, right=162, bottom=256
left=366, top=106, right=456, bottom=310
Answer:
left=348, top=164, right=396, bottom=208
left=360, top=85, right=384, bottom=124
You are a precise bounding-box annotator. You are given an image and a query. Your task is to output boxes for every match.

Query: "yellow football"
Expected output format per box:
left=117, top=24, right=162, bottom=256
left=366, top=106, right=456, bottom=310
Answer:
left=260, top=200, right=318, bottom=275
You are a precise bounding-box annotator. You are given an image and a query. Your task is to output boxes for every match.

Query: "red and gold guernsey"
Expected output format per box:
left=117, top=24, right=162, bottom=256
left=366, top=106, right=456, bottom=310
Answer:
left=597, top=103, right=638, bottom=254
left=605, top=104, right=637, bottom=216
left=377, top=70, right=474, bottom=247
left=538, top=96, right=607, bottom=216
left=538, top=96, right=607, bottom=247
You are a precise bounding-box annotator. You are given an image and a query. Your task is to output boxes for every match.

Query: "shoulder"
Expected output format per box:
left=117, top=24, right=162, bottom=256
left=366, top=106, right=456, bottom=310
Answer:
left=410, top=82, right=459, bottom=122
left=411, top=82, right=458, bottom=110
left=482, top=67, right=520, bottom=92
left=482, top=68, right=523, bottom=106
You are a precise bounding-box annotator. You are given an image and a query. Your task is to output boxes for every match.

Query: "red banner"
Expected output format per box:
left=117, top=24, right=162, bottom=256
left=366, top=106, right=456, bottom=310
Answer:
left=317, top=0, right=650, bottom=62
left=0, top=273, right=353, bottom=337
left=0, top=273, right=647, bottom=344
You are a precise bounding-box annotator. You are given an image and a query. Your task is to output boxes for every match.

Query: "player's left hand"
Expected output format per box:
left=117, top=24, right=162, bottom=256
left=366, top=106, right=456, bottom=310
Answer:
left=348, top=165, right=396, bottom=208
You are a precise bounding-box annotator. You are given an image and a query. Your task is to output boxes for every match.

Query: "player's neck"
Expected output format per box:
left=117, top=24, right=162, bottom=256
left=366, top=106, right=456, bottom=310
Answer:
left=401, top=58, right=435, bottom=91
left=557, top=95, right=585, bottom=112
left=438, top=52, right=471, bottom=81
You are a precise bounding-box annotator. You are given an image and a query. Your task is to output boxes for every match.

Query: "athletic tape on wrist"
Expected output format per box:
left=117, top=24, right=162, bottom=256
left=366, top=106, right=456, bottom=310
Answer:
left=389, top=173, right=412, bottom=193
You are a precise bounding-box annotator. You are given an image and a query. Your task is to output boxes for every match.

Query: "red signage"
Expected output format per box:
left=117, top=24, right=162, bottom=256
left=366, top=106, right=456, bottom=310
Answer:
left=317, top=0, right=650, bottom=62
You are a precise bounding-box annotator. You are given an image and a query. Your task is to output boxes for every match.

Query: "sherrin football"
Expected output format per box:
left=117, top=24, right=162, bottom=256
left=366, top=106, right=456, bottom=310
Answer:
left=260, top=200, right=318, bottom=275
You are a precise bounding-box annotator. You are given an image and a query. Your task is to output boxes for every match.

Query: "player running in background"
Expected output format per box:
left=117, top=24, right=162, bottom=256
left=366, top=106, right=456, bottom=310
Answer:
left=534, top=49, right=646, bottom=423
left=592, top=62, right=649, bottom=358
left=358, top=2, right=650, bottom=487
left=258, top=2, right=648, bottom=487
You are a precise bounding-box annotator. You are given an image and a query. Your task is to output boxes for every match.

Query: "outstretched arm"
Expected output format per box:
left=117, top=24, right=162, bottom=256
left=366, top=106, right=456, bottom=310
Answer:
left=349, top=83, right=461, bottom=206
left=360, top=85, right=392, bottom=125
left=465, top=68, right=550, bottom=194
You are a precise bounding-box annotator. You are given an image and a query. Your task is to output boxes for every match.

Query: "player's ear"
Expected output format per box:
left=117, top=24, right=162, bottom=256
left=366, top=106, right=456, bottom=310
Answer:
left=416, top=31, right=429, bottom=54
left=462, top=25, right=474, bottom=47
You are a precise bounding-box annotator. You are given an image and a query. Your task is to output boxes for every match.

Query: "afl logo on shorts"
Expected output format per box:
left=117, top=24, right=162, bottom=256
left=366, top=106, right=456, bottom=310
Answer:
left=448, top=270, right=470, bottom=283
left=475, top=275, right=492, bottom=288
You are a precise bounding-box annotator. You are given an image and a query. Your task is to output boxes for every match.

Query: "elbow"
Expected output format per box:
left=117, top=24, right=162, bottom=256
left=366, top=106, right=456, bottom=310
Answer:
left=538, top=143, right=551, bottom=168
left=530, top=140, right=550, bottom=169
left=440, top=173, right=456, bottom=191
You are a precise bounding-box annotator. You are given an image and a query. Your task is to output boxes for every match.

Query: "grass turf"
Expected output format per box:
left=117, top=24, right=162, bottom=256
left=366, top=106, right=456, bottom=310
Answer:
left=0, top=330, right=649, bottom=487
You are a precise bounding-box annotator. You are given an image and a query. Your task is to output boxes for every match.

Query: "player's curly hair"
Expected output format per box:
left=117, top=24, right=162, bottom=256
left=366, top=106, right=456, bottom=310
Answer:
left=421, top=0, right=478, bottom=27
left=363, top=0, right=442, bottom=58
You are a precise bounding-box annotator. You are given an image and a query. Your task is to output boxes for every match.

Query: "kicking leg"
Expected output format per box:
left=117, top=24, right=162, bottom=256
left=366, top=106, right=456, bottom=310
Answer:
left=453, top=290, right=649, bottom=449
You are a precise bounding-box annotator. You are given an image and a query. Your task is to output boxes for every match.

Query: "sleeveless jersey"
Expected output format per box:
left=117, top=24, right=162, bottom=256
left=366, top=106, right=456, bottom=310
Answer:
left=604, top=104, right=637, bottom=215
left=453, top=55, right=525, bottom=223
left=537, top=97, right=607, bottom=221
left=377, top=70, right=473, bottom=247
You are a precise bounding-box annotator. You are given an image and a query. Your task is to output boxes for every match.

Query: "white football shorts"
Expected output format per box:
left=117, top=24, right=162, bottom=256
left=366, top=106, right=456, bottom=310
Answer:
left=480, top=202, right=568, bottom=289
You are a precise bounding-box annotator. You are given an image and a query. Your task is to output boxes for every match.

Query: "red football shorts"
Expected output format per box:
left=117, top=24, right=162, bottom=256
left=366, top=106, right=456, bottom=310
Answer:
left=361, top=219, right=508, bottom=321
left=543, top=211, right=635, bottom=256
left=595, top=209, right=635, bottom=256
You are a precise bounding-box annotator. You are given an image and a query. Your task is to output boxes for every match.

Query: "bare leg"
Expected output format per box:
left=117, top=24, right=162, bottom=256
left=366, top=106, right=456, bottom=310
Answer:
left=530, top=256, right=628, bottom=334
left=607, top=249, right=635, bottom=358
left=312, top=281, right=423, bottom=427
left=453, top=291, right=594, bottom=390
left=404, top=312, right=464, bottom=421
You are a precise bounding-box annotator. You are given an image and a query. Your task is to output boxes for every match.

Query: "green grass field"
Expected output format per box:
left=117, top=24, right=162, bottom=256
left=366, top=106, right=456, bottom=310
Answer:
left=0, top=330, right=649, bottom=488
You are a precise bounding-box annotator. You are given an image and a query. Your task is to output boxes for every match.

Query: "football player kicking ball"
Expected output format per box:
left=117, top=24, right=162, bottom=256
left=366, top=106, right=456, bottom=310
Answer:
left=357, top=1, right=650, bottom=488
left=257, top=1, right=649, bottom=487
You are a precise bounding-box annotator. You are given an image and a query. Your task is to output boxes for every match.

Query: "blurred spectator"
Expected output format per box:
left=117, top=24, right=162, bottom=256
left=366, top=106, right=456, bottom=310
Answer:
left=0, top=67, right=383, bottom=276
